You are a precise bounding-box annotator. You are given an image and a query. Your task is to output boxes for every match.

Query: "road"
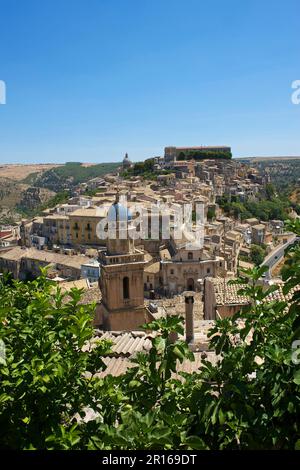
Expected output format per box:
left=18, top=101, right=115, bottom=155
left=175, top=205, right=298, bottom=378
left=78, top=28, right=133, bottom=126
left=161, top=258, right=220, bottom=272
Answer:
left=261, top=234, right=298, bottom=280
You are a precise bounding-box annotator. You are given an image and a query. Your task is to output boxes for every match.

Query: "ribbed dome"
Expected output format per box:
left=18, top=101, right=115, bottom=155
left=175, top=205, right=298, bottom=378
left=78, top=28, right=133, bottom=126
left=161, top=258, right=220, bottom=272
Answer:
left=123, top=153, right=132, bottom=167
left=107, top=201, right=132, bottom=222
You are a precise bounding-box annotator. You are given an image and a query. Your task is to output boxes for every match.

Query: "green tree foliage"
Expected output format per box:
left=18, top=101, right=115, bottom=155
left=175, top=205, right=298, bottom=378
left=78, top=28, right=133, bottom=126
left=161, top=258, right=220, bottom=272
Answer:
left=177, top=152, right=186, bottom=161
left=0, top=270, right=112, bottom=449
left=217, top=193, right=291, bottom=221
left=265, top=183, right=276, bottom=200
left=0, top=221, right=300, bottom=449
left=256, top=159, right=300, bottom=193
left=207, top=207, right=216, bottom=220
left=181, top=150, right=232, bottom=160
left=250, top=244, right=266, bottom=265
left=121, top=159, right=158, bottom=180
left=121, top=159, right=175, bottom=181
left=24, top=163, right=121, bottom=192
left=16, top=191, right=71, bottom=219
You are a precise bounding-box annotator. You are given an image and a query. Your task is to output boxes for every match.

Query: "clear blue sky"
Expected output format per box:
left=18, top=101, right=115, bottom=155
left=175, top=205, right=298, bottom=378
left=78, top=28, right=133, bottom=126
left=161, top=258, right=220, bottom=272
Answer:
left=0, top=0, right=299, bottom=164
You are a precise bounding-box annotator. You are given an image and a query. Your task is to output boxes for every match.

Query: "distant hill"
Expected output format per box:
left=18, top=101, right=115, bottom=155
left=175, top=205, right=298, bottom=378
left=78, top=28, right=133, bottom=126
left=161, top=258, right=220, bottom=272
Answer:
left=0, top=163, right=61, bottom=180
left=0, top=177, right=55, bottom=224
left=23, top=162, right=121, bottom=192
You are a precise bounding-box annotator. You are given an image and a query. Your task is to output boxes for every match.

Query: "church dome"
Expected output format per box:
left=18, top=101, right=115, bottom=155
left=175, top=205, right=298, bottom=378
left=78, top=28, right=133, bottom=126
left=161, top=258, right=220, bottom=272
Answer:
left=123, top=152, right=132, bottom=167
left=107, top=201, right=132, bottom=223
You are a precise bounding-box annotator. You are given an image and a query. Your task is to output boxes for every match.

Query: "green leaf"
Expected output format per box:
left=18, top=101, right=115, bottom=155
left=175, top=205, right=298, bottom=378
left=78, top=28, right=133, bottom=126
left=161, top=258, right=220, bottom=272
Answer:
left=0, top=393, right=12, bottom=404
left=293, top=369, right=300, bottom=385
left=153, top=336, right=166, bottom=352
left=184, top=436, right=207, bottom=450
left=218, top=408, right=226, bottom=425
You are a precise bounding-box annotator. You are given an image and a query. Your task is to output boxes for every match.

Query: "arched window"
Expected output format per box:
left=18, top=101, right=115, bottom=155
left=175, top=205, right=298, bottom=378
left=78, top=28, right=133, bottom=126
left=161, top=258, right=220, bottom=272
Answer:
left=123, top=276, right=130, bottom=299
left=188, top=252, right=193, bottom=260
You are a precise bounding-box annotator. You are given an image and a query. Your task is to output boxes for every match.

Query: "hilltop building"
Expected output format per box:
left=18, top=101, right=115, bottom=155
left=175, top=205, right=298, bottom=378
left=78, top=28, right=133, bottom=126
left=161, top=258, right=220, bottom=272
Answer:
left=164, top=146, right=232, bottom=163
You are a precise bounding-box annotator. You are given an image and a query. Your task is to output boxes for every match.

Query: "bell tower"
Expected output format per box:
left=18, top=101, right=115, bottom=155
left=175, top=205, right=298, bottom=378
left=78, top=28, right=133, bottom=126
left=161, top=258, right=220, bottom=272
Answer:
left=98, top=195, right=149, bottom=330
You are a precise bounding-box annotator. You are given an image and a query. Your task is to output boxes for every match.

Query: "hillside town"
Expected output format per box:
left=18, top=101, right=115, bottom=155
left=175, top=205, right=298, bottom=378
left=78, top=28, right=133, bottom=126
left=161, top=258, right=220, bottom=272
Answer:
left=1, top=147, right=298, bottom=374
left=2, top=0, right=300, bottom=454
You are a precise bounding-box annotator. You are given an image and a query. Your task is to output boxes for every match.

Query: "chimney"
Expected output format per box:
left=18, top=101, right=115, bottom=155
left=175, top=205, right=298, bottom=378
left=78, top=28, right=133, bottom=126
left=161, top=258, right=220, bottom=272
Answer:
left=183, top=291, right=195, bottom=344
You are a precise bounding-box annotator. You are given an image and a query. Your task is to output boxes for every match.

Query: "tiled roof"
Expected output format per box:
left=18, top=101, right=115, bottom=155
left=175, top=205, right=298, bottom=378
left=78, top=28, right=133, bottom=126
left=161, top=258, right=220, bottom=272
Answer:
left=209, top=278, right=250, bottom=306
left=265, top=284, right=300, bottom=306
left=100, top=357, right=132, bottom=377
left=210, top=277, right=300, bottom=308
left=0, top=247, right=87, bottom=268
left=62, top=286, right=101, bottom=305
left=93, top=330, right=153, bottom=357
left=60, top=279, right=90, bottom=291
left=69, top=207, right=105, bottom=218
left=79, top=287, right=101, bottom=305
left=86, top=315, right=218, bottom=379
left=95, top=351, right=218, bottom=379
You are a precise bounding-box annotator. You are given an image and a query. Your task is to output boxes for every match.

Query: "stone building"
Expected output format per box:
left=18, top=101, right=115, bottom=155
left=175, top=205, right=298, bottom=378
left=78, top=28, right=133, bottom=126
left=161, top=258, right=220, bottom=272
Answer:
left=164, top=146, right=231, bottom=163
left=0, top=246, right=87, bottom=281
left=159, top=233, right=225, bottom=296
left=81, top=259, right=101, bottom=283
left=43, top=214, right=70, bottom=246
left=144, top=261, right=161, bottom=294
left=203, top=277, right=250, bottom=320
left=203, top=277, right=300, bottom=321
left=69, top=207, right=107, bottom=246
left=252, top=224, right=266, bottom=245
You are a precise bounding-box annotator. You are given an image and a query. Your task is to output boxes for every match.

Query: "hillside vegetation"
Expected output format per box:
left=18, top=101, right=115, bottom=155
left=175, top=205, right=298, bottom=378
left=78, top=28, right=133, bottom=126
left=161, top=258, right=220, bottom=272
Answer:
left=256, top=159, right=300, bottom=192
left=121, top=158, right=173, bottom=180
left=217, top=183, right=298, bottom=221
left=0, top=177, right=56, bottom=224
left=0, top=162, right=120, bottom=222
left=177, top=149, right=232, bottom=160
left=24, top=162, right=121, bottom=192
left=0, top=177, right=28, bottom=208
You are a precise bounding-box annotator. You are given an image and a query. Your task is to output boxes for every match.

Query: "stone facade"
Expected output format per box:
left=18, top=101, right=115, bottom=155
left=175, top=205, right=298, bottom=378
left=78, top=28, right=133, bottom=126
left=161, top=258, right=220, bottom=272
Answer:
left=97, top=197, right=151, bottom=330
left=69, top=207, right=106, bottom=246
